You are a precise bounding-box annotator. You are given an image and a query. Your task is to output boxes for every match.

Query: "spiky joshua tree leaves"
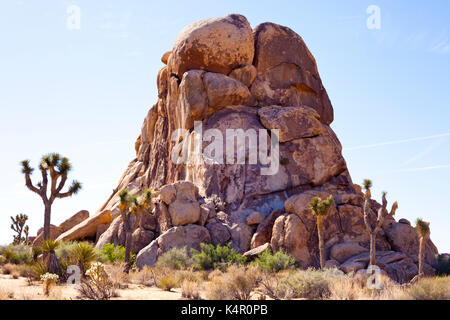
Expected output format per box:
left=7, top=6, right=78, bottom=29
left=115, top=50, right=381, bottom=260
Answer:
left=118, top=189, right=153, bottom=272
left=415, top=218, right=431, bottom=277
left=10, top=213, right=29, bottom=244
left=362, top=179, right=398, bottom=266
left=21, top=153, right=82, bottom=242
left=309, top=195, right=335, bottom=269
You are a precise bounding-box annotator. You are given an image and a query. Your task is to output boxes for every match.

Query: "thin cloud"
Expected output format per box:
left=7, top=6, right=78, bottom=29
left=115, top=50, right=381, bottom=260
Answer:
left=344, top=132, right=450, bottom=151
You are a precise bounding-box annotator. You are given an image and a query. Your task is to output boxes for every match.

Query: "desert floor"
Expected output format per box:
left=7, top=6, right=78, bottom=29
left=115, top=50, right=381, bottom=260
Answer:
left=0, top=274, right=183, bottom=300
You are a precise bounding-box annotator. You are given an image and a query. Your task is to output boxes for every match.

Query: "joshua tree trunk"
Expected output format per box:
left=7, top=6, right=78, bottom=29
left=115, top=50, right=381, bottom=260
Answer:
left=43, top=202, right=52, bottom=241
left=369, top=232, right=376, bottom=266
left=123, top=216, right=133, bottom=272
left=317, top=216, right=325, bottom=269
left=418, top=236, right=425, bottom=275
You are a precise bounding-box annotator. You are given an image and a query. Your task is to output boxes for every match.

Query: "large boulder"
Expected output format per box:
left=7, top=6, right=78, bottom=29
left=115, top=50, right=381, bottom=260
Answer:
left=385, top=222, right=438, bottom=265
left=59, top=210, right=89, bottom=233
left=131, top=228, right=155, bottom=254
left=169, top=14, right=254, bottom=77
left=258, top=106, right=323, bottom=142
left=329, top=242, right=368, bottom=264
left=252, top=22, right=333, bottom=124
left=164, top=181, right=201, bottom=226
left=205, top=218, right=231, bottom=246
left=229, top=64, right=257, bottom=87
left=270, top=214, right=313, bottom=268
left=203, top=72, right=254, bottom=109
left=136, top=224, right=211, bottom=268
left=57, top=210, right=112, bottom=242
left=251, top=210, right=284, bottom=249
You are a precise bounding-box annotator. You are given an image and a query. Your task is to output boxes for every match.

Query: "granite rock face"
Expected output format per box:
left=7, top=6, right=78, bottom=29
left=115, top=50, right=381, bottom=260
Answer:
left=61, top=15, right=438, bottom=282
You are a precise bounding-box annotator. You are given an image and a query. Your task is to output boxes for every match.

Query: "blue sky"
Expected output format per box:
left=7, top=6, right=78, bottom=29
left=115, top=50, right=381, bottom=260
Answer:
left=0, top=1, right=449, bottom=252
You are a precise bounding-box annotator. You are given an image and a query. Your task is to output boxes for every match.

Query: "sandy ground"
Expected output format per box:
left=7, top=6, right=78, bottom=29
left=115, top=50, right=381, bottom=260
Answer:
left=0, top=274, right=183, bottom=300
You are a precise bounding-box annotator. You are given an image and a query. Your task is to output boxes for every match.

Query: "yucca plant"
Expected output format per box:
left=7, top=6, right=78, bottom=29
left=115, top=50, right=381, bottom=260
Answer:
left=20, top=153, right=82, bottom=241
left=362, top=180, right=398, bottom=266
left=41, top=239, right=61, bottom=275
left=69, top=242, right=98, bottom=276
left=309, top=195, right=335, bottom=269
left=415, top=218, right=431, bottom=276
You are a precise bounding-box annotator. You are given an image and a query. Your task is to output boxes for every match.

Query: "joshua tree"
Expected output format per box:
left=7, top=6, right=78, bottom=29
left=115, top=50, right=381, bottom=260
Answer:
left=309, top=195, right=335, bottom=269
left=21, top=153, right=82, bottom=241
left=10, top=213, right=29, bottom=244
left=24, top=225, right=29, bottom=244
left=118, top=189, right=153, bottom=272
left=415, top=218, right=430, bottom=277
left=362, top=179, right=398, bottom=266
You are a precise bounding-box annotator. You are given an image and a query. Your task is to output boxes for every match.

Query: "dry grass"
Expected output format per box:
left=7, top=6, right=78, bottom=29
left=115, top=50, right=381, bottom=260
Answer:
left=129, top=266, right=154, bottom=286
left=401, top=276, right=450, bottom=300
left=181, top=280, right=202, bottom=299
left=205, top=265, right=261, bottom=300
left=105, top=262, right=129, bottom=289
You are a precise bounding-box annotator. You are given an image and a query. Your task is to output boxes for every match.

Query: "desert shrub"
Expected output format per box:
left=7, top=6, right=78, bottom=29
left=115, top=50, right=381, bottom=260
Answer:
left=205, top=266, right=260, bottom=300
left=207, top=269, right=223, bottom=281
left=0, top=255, right=5, bottom=265
left=130, top=265, right=153, bottom=286
left=1, top=263, right=16, bottom=275
left=403, top=277, right=450, bottom=300
left=435, top=255, right=450, bottom=276
left=181, top=280, right=202, bottom=299
left=275, top=268, right=345, bottom=300
left=0, top=245, right=32, bottom=265
left=158, top=275, right=179, bottom=291
left=100, top=243, right=125, bottom=263
left=190, top=243, right=246, bottom=271
left=105, top=262, right=129, bottom=289
left=79, top=262, right=116, bottom=300
left=252, top=249, right=296, bottom=273
left=155, top=247, right=192, bottom=270
left=175, top=270, right=202, bottom=284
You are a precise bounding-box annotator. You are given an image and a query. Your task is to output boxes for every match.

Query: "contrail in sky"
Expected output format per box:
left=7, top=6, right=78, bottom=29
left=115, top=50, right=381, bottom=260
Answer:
left=344, top=132, right=450, bottom=151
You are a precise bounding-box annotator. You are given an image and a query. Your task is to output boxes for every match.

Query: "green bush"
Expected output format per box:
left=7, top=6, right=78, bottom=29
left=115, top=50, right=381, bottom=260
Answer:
left=100, top=243, right=125, bottom=263
left=0, top=245, right=32, bottom=265
left=190, top=243, right=246, bottom=271
left=252, top=249, right=296, bottom=273
left=155, top=247, right=192, bottom=270
left=435, top=254, right=450, bottom=276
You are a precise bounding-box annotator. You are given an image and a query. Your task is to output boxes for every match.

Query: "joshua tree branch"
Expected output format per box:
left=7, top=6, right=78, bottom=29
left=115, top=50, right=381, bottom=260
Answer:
left=54, top=190, right=74, bottom=199
left=55, top=174, right=67, bottom=194
left=25, top=174, right=41, bottom=195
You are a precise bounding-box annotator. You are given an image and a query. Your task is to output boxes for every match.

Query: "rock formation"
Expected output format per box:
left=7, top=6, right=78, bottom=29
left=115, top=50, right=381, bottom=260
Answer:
left=59, top=14, right=438, bottom=283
